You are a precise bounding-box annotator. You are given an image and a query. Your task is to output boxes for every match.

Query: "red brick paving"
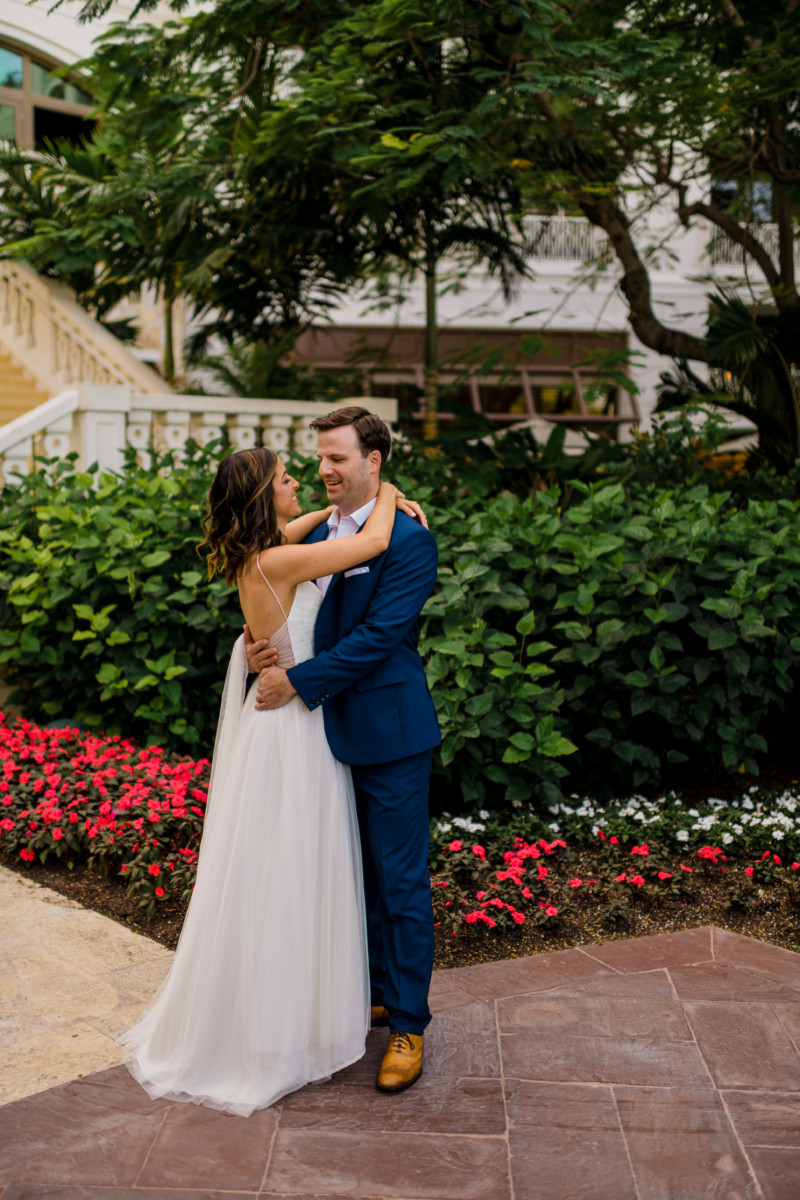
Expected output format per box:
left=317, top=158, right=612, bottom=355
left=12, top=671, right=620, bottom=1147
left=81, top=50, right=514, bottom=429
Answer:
left=2, top=926, right=799, bottom=1200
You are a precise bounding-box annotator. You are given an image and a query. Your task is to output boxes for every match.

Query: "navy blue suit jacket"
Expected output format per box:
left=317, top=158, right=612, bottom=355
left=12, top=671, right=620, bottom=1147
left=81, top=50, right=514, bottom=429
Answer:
left=287, top=511, right=441, bottom=766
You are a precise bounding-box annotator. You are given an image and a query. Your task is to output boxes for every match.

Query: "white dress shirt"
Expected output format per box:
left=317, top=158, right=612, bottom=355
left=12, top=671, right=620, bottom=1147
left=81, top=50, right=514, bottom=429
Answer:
left=317, top=497, right=378, bottom=596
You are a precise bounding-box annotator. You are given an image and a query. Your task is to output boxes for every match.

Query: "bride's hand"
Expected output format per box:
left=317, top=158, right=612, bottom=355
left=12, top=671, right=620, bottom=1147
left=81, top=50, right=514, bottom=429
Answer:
left=393, top=489, right=429, bottom=530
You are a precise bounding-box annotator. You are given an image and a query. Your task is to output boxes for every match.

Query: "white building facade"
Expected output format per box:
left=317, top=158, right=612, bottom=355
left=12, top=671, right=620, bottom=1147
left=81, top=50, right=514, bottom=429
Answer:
left=0, top=0, right=756, bottom=446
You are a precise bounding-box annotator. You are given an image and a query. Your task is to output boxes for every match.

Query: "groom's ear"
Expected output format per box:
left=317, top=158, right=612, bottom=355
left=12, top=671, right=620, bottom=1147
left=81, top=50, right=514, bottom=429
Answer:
left=367, top=449, right=382, bottom=474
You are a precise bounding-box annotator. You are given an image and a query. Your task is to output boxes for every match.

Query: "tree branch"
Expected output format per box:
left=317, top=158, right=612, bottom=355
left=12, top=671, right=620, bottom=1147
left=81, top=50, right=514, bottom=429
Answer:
left=651, top=155, right=784, bottom=293
left=579, top=194, right=710, bottom=363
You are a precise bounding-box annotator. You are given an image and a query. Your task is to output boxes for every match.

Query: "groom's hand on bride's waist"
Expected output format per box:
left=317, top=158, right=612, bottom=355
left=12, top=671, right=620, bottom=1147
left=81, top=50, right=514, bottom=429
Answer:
left=255, top=666, right=298, bottom=710
left=243, top=623, right=279, bottom=673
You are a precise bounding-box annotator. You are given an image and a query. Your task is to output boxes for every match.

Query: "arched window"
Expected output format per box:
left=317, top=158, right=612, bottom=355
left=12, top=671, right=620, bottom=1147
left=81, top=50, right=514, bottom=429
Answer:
left=0, top=44, right=93, bottom=149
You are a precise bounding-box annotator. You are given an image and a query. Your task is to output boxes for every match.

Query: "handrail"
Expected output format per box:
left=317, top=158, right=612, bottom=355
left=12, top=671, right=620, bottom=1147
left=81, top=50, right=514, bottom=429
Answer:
left=4, top=267, right=130, bottom=386
left=0, top=389, right=82, bottom=455
left=0, top=260, right=171, bottom=395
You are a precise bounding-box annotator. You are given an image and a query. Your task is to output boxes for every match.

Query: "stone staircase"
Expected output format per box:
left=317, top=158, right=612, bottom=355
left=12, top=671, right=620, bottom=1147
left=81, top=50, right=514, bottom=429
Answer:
left=0, top=349, right=50, bottom=425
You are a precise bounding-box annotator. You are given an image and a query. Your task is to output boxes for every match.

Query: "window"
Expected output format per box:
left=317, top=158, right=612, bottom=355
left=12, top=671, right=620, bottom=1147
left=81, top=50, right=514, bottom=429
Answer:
left=711, top=177, right=772, bottom=222
left=0, top=43, right=94, bottom=149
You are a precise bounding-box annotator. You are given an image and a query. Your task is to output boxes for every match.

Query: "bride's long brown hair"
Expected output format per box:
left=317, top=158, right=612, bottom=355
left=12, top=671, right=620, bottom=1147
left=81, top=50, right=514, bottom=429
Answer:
left=200, top=448, right=285, bottom=586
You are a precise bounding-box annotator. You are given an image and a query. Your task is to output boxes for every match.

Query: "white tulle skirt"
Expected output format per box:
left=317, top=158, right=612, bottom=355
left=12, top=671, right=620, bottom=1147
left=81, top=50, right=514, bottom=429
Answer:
left=120, top=659, right=370, bottom=1117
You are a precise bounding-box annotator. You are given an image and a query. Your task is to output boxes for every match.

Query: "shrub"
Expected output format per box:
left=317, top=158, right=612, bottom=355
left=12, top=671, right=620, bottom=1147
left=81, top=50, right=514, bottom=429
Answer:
left=422, top=479, right=800, bottom=805
left=4, top=423, right=800, bottom=810
left=0, top=446, right=245, bottom=749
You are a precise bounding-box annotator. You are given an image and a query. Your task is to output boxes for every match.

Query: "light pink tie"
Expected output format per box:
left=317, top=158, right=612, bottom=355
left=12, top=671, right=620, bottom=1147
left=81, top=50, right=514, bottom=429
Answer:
left=317, top=514, right=357, bottom=596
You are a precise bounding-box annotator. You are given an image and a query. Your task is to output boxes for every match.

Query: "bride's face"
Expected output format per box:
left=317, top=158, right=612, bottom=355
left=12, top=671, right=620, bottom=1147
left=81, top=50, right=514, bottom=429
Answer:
left=272, top=458, right=301, bottom=521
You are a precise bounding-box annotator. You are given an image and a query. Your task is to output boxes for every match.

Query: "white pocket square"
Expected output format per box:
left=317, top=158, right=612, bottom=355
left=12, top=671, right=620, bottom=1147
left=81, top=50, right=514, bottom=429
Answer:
left=344, top=566, right=370, bottom=577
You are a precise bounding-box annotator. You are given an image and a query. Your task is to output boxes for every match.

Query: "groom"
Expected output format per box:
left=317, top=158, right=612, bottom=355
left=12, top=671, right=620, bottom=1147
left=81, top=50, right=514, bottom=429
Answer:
left=244, top=406, right=440, bottom=1093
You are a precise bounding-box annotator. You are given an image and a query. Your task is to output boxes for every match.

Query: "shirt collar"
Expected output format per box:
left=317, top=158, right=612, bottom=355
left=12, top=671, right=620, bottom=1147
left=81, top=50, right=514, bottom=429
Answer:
left=328, top=496, right=378, bottom=530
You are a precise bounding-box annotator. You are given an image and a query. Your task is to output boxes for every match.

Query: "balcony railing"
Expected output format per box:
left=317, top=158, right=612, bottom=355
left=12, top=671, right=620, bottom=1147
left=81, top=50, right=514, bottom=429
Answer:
left=524, top=215, right=608, bottom=262
left=709, top=223, right=800, bottom=271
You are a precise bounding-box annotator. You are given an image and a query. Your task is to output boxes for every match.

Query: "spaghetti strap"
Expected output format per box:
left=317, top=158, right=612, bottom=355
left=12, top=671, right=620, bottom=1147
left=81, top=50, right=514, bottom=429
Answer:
left=256, top=554, right=289, bottom=623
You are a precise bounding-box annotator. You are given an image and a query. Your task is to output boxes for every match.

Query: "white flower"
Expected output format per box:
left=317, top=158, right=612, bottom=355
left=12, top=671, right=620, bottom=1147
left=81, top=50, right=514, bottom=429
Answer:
left=549, top=822, right=560, bottom=832
left=773, top=830, right=785, bottom=840
left=749, top=785, right=758, bottom=794
left=742, top=798, right=754, bottom=810
left=676, top=830, right=689, bottom=842
left=688, top=808, right=699, bottom=818
left=452, top=817, right=486, bottom=833
left=548, top=806, right=559, bottom=815
left=634, top=812, right=646, bottom=821
left=722, top=832, right=734, bottom=845
left=436, top=822, right=452, bottom=833
left=479, top=810, right=489, bottom=820
left=733, top=824, right=743, bottom=835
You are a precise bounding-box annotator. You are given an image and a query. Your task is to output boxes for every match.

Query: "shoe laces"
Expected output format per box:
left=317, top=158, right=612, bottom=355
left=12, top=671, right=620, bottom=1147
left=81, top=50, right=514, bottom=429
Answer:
left=388, top=1031, right=416, bottom=1053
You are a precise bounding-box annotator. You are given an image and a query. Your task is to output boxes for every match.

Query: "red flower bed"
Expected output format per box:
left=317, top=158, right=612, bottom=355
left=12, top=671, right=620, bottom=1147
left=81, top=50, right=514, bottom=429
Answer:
left=3, top=710, right=800, bottom=935
left=0, top=712, right=209, bottom=918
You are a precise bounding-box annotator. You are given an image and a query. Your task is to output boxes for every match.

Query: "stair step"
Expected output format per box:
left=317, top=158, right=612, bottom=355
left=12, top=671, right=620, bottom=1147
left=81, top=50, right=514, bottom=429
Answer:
left=0, top=380, right=47, bottom=395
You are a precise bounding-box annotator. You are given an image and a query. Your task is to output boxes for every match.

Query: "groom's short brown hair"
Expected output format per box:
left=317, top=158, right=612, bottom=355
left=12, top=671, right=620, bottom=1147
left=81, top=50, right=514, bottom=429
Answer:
left=309, top=406, right=392, bottom=467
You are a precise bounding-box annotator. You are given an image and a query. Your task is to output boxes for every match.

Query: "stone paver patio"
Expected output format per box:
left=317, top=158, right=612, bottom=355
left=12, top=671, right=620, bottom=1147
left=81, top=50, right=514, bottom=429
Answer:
left=2, top=868, right=800, bottom=1199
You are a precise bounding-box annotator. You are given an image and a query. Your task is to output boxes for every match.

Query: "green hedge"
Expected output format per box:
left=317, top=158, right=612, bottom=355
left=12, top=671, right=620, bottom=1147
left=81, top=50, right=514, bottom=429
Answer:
left=0, top=448, right=244, bottom=750
left=2, top=439, right=800, bottom=810
left=421, top=481, right=800, bottom=806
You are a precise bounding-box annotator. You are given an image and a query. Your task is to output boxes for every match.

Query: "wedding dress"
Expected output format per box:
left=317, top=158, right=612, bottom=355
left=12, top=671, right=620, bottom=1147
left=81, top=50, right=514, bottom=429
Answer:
left=120, top=580, right=370, bottom=1116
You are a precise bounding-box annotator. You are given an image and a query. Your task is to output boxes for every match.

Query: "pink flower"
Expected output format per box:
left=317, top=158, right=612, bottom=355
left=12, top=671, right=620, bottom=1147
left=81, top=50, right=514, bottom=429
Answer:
left=792, top=863, right=799, bottom=871
left=447, top=840, right=463, bottom=852
left=0, top=817, right=14, bottom=831
left=511, top=912, right=525, bottom=925
left=744, top=866, right=754, bottom=877
left=52, top=829, right=63, bottom=841
left=568, top=878, right=582, bottom=888
left=542, top=904, right=558, bottom=917
left=615, top=872, right=627, bottom=882
left=630, top=874, right=645, bottom=887
left=155, top=887, right=165, bottom=898
left=609, top=836, right=619, bottom=845
left=680, top=864, right=692, bottom=873
left=630, top=844, right=649, bottom=856
left=476, top=890, right=486, bottom=900
left=148, top=864, right=161, bottom=877
left=521, top=886, right=533, bottom=899
left=595, top=829, right=606, bottom=841
left=657, top=870, right=672, bottom=880
left=20, top=848, right=34, bottom=861
left=773, top=854, right=781, bottom=865
left=472, top=844, right=486, bottom=860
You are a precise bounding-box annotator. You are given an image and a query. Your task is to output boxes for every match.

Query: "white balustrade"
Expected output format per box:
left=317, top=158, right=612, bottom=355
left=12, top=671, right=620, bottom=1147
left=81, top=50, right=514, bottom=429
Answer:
left=709, top=223, right=800, bottom=272
left=524, top=214, right=608, bottom=262
left=0, top=385, right=397, bottom=484
left=0, top=260, right=171, bottom=401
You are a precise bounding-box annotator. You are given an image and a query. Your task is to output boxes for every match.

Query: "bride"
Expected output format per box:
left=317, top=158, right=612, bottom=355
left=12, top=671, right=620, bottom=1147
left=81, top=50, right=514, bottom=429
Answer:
left=121, top=446, right=409, bottom=1116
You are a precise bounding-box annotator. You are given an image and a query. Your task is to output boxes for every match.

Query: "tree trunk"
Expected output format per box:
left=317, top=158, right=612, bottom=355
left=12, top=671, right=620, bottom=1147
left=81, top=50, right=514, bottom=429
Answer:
left=422, top=226, right=439, bottom=443
left=163, top=293, right=175, bottom=384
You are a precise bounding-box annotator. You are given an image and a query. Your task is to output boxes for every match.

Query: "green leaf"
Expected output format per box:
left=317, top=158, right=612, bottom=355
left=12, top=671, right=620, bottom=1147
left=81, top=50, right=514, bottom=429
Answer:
left=708, top=628, right=737, bottom=651
left=141, top=550, right=172, bottom=568
left=516, top=610, right=536, bottom=636
left=624, top=670, right=650, bottom=688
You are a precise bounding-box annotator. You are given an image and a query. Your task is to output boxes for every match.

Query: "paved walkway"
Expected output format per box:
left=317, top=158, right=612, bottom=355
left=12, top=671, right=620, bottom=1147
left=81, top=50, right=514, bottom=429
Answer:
left=2, top=869, right=800, bottom=1199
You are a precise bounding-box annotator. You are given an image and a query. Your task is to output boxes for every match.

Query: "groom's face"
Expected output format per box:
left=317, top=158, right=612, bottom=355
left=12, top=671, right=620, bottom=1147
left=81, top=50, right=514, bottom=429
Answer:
left=317, top=426, right=380, bottom=516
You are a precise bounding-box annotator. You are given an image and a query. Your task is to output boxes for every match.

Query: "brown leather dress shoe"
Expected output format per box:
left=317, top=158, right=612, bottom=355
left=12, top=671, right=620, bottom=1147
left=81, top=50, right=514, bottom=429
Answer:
left=376, top=1031, right=424, bottom=1093
left=371, top=1005, right=390, bottom=1027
